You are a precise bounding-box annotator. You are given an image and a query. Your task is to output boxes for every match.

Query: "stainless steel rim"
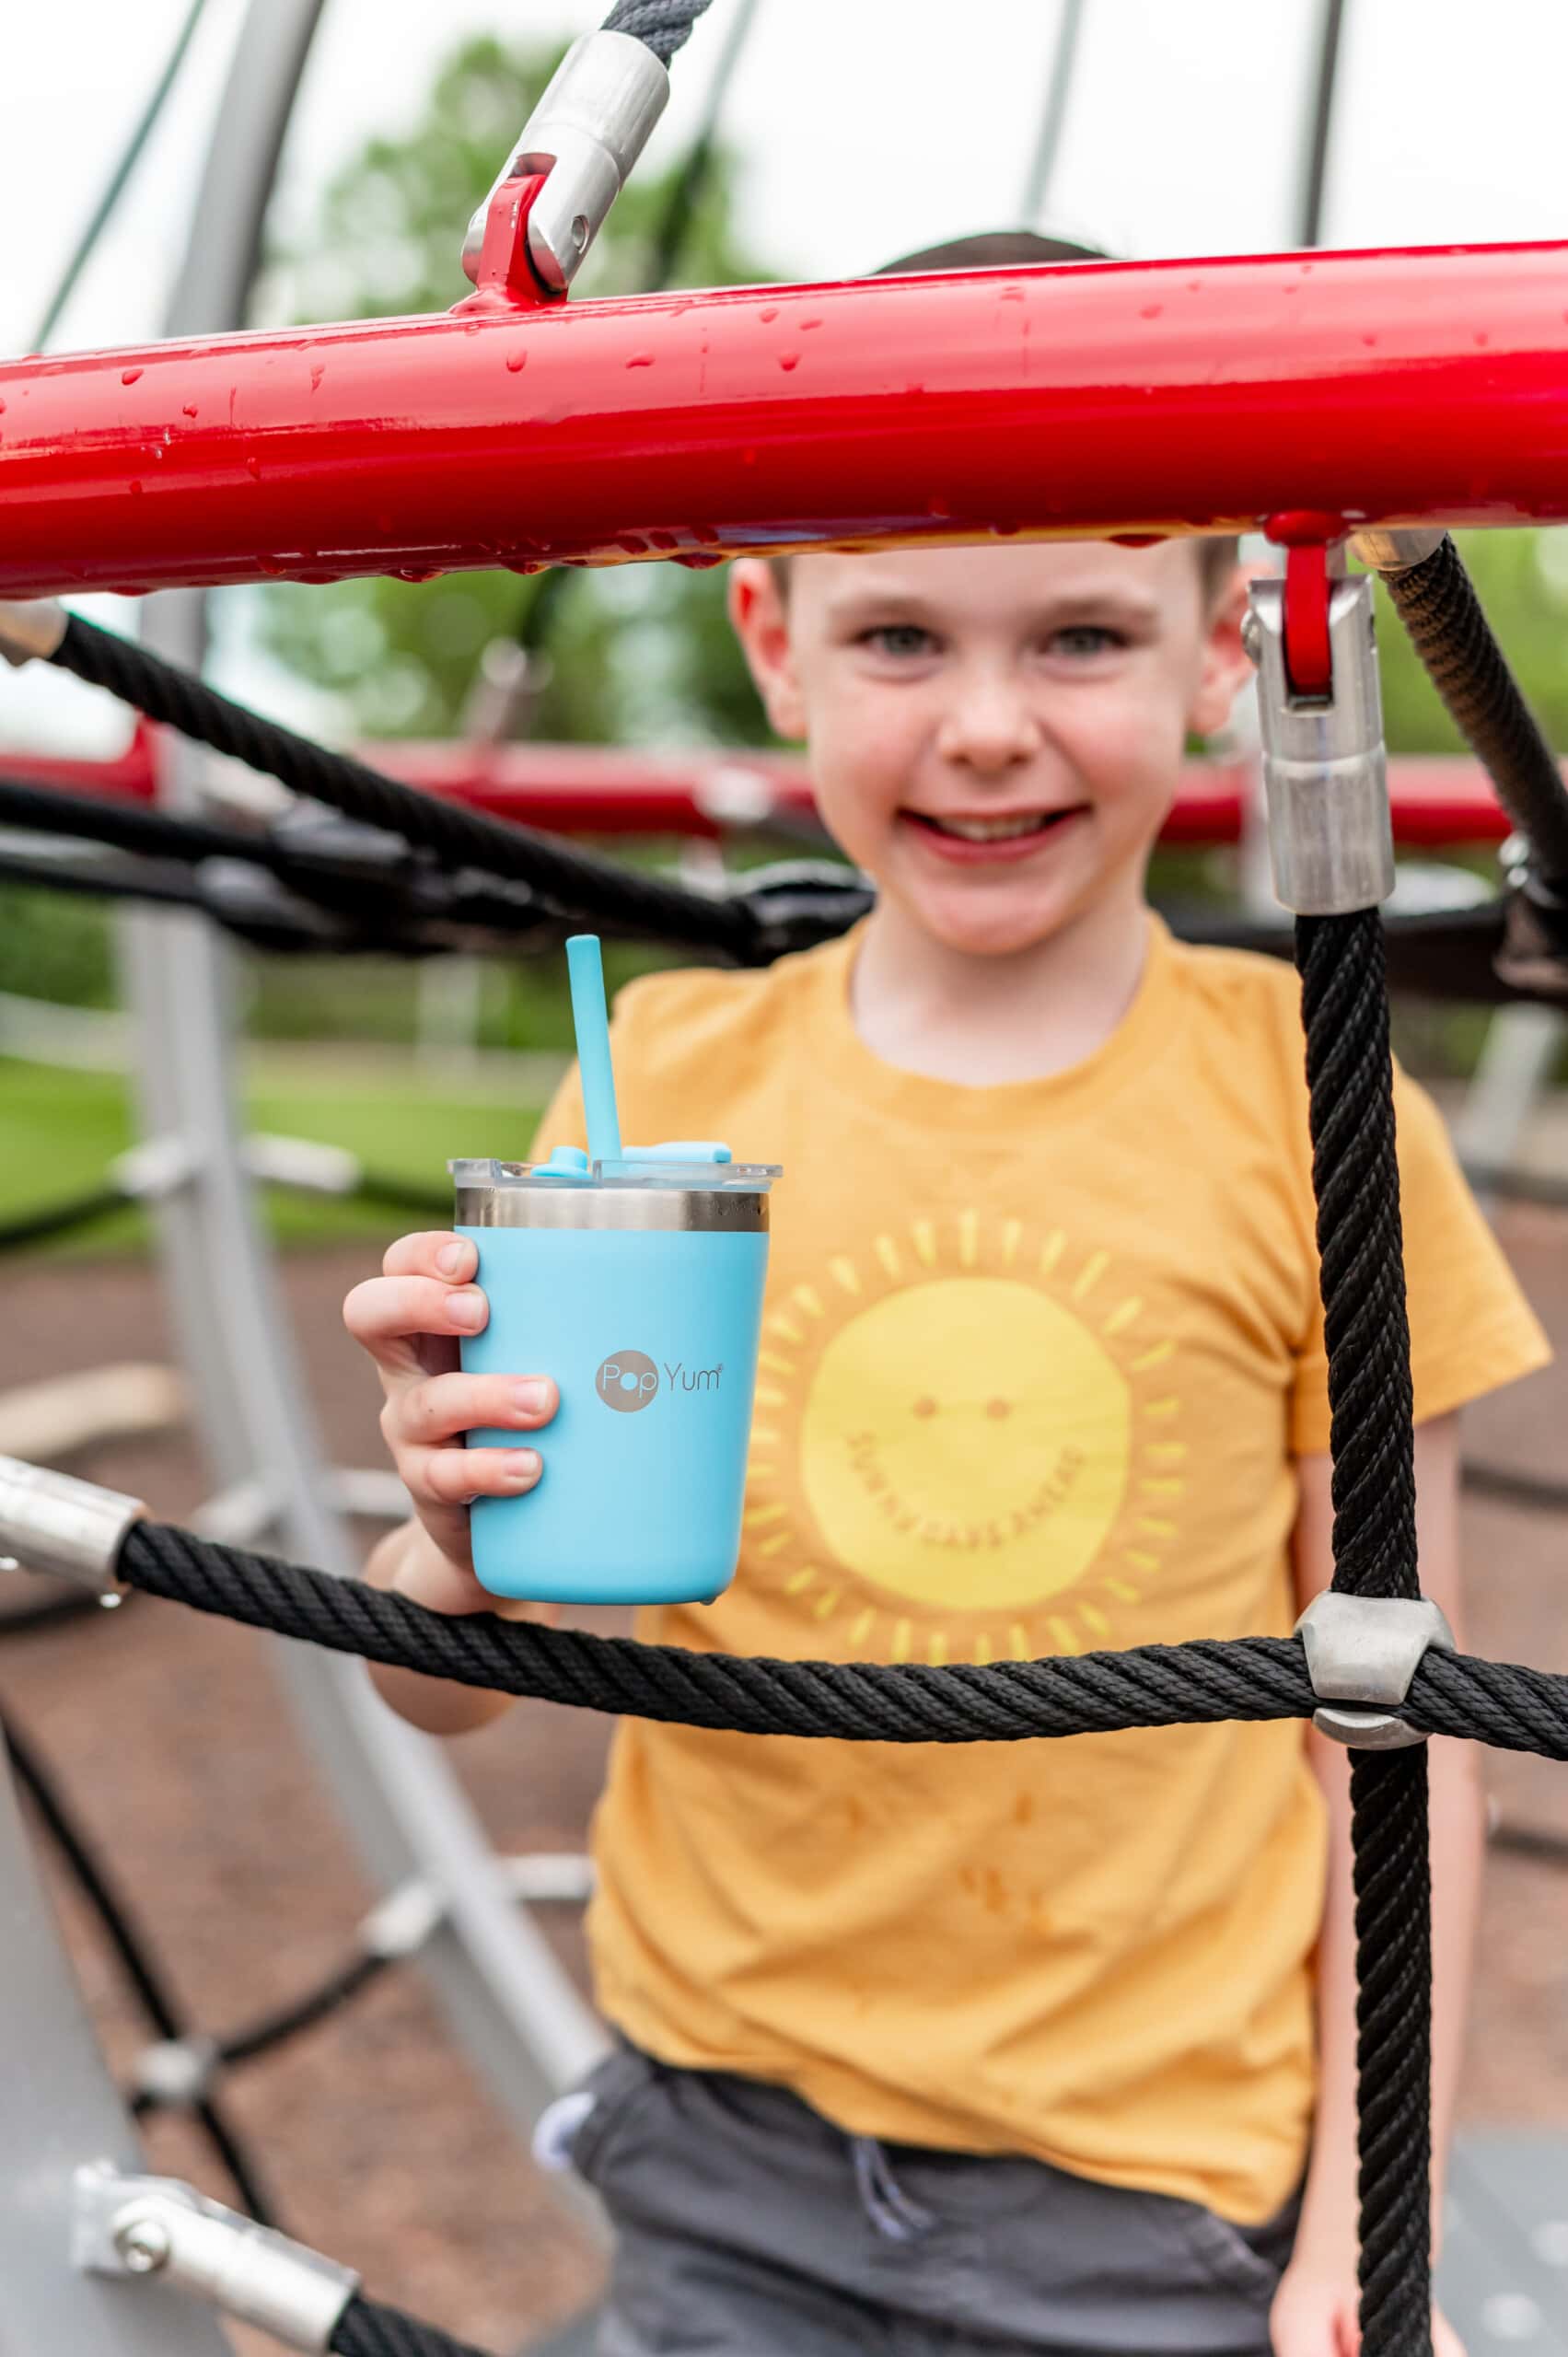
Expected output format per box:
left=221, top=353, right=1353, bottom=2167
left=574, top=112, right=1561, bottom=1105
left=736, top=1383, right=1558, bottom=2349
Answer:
left=456, top=1186, right=771, bottom=1234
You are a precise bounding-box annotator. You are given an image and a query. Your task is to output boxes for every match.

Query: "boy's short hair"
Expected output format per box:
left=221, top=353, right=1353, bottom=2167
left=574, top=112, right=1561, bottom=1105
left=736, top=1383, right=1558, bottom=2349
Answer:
left=772, top=231, right=1240, bottom=603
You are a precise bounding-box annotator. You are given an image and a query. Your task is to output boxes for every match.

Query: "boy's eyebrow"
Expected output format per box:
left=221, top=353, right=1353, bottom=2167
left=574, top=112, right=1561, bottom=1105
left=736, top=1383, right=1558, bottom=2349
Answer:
left=821, top=581, right=1167, bottom=630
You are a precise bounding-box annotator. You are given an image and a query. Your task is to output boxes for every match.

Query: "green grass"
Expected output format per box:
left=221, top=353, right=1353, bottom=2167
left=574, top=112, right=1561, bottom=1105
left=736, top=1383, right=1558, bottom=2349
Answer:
left=0, top=1061, right=545, bottom=1258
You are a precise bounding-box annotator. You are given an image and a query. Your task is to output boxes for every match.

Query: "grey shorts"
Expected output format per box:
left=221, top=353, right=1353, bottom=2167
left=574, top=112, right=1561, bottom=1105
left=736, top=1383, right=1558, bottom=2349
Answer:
left=557, top=2040, right=1300, bottom=2356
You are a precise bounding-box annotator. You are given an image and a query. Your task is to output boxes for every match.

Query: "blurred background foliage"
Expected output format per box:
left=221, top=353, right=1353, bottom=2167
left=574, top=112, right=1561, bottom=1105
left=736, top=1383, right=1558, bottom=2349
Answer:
left=258, top=32, right=784, bottom=750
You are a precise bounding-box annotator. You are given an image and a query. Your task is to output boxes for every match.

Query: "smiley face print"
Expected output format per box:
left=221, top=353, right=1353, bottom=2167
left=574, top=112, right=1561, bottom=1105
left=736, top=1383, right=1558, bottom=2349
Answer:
left=744, top=1214, right=1184, bottom=1663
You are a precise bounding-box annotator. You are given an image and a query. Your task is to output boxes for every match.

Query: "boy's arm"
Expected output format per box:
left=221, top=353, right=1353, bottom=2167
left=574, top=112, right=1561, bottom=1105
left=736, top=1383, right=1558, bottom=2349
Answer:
left=363, top=1515, right=557, bottom=1737
left=1288, top=1412, right=1485, bottom=2275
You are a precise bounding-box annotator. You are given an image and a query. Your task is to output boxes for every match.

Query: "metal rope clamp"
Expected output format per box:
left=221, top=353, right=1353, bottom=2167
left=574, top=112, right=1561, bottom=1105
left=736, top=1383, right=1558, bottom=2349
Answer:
left=1294, top=1591, right=1456, bottom=1749
left=0, top=598, right=68, bottom=668
left=0, top=1454, right=142, bottom=1601
left=461, top=30, right=671, bottom=293
left=74, top=2165, right=359, bottom=2353
left=1243, top=565, right=1396, bottom=915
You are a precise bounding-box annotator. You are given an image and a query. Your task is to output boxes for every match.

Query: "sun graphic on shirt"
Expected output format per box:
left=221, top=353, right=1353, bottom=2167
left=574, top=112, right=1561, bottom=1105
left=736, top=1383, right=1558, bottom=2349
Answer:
left=744, top=1213, right=1182, bottom=1665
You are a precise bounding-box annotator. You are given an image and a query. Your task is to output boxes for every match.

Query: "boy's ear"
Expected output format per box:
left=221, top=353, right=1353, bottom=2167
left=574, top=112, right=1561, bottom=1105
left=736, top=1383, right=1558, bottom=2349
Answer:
left=1188, top=562, right=1256, bottom=740
left=727, top=559, right=807, bottom=742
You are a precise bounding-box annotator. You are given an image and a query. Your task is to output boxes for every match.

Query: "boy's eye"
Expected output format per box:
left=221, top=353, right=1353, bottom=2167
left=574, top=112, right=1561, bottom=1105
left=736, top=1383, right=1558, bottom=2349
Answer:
left=1050, top=623, right=1125, bottom=658
left=861, top=623, right=936, bottom=659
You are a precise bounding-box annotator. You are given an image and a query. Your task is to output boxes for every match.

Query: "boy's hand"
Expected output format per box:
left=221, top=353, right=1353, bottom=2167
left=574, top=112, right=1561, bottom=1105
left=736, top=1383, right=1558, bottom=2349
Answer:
left=343, top=1230, right=558, bottom=1596
left=1271, top=2254, right=1465, bottom=2357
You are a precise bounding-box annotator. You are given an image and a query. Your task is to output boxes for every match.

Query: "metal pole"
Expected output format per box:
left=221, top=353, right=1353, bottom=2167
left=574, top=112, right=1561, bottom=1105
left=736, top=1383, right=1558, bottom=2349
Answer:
left=0, top=1746, right=232, bottom=2354
left=118, top=0, right=608, bottom=2200
left=1296, top=0, right=1348, bottom=249
left=14, top=240, right=1568, bottom=594
left=1019, top=0, right=1086, bottom=227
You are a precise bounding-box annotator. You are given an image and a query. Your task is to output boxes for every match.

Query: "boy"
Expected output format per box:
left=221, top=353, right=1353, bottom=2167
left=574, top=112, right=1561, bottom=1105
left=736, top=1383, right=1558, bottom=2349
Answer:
left=343, top=235, right=1547, bottom=2356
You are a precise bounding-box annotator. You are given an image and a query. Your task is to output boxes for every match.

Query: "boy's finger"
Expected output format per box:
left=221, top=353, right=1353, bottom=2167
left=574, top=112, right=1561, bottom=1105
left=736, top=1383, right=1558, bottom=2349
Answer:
left=408, top=1443, right=543, bottom=1509
left=382, top=1230, right=477, bottom=1283
left=389, top=1372, right=558, bottom=1451
left=343, top=1274, right=489, bottom=1366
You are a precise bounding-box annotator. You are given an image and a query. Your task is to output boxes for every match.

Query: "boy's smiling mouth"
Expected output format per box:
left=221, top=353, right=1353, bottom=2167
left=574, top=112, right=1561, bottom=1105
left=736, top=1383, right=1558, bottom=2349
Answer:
left=901, top=805, right=1088, bottom=862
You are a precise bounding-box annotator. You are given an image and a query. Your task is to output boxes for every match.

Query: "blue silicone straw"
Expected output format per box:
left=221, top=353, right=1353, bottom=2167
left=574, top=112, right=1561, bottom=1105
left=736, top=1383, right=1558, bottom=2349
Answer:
left=565, top=934, right=623, bottom=1165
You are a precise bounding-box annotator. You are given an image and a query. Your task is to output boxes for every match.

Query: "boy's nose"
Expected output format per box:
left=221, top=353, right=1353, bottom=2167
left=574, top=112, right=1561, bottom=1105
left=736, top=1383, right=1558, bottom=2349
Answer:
left=935, top=678, right=1044, bottom=774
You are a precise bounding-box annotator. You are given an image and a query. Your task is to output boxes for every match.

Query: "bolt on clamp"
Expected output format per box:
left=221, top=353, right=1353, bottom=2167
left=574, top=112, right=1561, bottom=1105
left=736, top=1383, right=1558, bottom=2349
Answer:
left=461, top=30, right=670, bottom=294
left=75, top=2165, right=359, bottom=2352
left=0, top=598, right=68, bottom=668
left=1244, top=570, right=1395, bottom=914
left=1295, top=1591, right=1456, bottom=1749
left=0, top=1455, right=143, bottom=1600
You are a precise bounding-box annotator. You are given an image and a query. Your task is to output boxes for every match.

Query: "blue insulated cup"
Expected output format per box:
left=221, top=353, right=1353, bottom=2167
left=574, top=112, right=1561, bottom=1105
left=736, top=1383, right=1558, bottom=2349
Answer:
left=451, top=1144, right=780, bottom=1606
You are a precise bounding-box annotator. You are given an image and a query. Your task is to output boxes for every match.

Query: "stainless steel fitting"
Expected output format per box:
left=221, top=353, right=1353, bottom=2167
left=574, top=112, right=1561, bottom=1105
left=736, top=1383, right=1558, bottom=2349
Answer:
left=0, top=598, right=68, bottom=668
left=461, top=31, right=670, bottom=293
left=1246, top=573, right=1396, bottom=914
left=1349, top=526, right=1448, bottom=575
left=1294, top=1591, right=1456, bottom=1748
left=74, top=2165, right=360, bottom=2352
left=0, top=1456, right=143, bottom=1599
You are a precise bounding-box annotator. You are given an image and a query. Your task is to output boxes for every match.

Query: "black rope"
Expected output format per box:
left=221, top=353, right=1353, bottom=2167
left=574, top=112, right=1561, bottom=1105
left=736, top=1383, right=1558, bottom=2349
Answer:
left=1297, top=913, right=1418, bottom=1602
left=601, top=0, right=714, bottom=65
left=108, top=1521, right=1568, bottom=1759
left=1460, top=1159, right=1568, bottom=1210
left=1381, top=538, right=1568, bottom=890
left=332, top=2290, right=494, bottom=2357
left=1462, top=1460, right=1568, bottom=1515
left=1295, top=909, right=1429, bottom=2357
left=1, top=1711, right=276, bottom=2223
left=0, top=1183, right=131, bottom=1256
left=1491, top=1817, right=1568, bottom=1869
left=0, top=773, right=307, bottom=877
left=47, top=618, right=761, bottom=962
left=132, top=1951, right=390, bottom=2116
left=0, top=842, right=210, bottom=916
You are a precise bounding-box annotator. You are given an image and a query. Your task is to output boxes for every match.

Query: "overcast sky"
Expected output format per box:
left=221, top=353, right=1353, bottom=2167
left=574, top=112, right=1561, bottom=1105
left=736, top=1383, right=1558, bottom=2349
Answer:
left=5, top=0, right=1568, bottom=749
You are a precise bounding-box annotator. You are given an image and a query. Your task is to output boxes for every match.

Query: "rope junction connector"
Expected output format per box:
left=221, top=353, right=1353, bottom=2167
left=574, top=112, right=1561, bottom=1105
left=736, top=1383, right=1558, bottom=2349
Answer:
left=1245, top=568, right=1395, bottom=914
left=0, top=1455, right=141, bottom=1600
left=74, top=2165, right=360, bottom=2352
left=461, top=31, right=670, bottom=295
left=0, top=598, right=68, bottom=668
left=1349, top=526, right=1448, bottom=576
left=1295, top=1591, right=1456, bottom=1749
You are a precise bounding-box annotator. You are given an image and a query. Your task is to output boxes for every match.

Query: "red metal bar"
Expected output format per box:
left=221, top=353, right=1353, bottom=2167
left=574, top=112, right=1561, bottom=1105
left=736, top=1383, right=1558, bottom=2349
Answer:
left=6, top=241, right=1568, bottom=599
left=0, top=740, right=1518, bottom=849
left=0, top=725, right=157, bottom=799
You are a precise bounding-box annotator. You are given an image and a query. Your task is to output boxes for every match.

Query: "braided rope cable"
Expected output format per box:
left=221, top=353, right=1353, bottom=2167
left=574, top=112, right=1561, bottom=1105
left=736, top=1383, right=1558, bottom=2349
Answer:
left=1381, top=537, right=1568, bottom=888
left=0, top=1184, right=131, bottom=1256
left=601, top=0, right=714, bottom=64
left=1296, top=909, right=1431, bottom=2357
left=1297, top=913, right=1418, bottom=1601
left=50, top=618, right=761, bottom=962
left=331, top=2291, right=493, bottom=2357
left=110, top=1521, right=1568, bottom=1758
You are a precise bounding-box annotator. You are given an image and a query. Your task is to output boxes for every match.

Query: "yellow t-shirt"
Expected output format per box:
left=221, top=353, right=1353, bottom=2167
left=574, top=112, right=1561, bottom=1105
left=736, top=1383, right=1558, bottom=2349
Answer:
left=532, top=917, right=1547, bottom=2225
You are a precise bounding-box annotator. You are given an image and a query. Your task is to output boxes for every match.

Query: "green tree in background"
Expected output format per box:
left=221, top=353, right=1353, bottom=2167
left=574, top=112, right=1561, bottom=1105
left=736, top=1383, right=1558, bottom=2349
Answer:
left=259, top=33, right=784, bottom=749
left=1375, top=530, right=1568, bottom=758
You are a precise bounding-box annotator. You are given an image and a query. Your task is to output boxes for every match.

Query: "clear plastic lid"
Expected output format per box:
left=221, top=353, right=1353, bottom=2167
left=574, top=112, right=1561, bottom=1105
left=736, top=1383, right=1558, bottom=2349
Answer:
left=449, top=1143, right=781, bottom=1191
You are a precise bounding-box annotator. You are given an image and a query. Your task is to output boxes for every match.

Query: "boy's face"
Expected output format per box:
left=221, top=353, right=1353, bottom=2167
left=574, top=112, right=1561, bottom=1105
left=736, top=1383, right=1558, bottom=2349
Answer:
left=728, top=540, right=1250, bottom=958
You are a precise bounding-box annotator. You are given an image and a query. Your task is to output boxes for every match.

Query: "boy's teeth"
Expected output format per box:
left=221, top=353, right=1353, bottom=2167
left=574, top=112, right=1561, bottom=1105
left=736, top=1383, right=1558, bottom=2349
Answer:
left=926, top=811, right=1055, bottom=841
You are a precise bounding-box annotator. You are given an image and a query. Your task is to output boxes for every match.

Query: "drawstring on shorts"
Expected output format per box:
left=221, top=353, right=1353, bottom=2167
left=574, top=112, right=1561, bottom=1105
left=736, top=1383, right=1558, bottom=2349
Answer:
left=850, top=2135, right=936, bottom=2244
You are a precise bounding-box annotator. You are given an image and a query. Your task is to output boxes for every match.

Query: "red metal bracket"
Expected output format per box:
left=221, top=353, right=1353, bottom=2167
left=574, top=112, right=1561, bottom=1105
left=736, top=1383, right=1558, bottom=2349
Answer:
left=1282, top=542, right=1333, bottom=699
left=450, top=172, right=562, bottom=317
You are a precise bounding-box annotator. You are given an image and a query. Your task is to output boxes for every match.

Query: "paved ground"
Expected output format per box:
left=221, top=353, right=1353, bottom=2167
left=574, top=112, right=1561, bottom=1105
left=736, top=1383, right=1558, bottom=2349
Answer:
left=3, top=1216, right=1568, bottom=2353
